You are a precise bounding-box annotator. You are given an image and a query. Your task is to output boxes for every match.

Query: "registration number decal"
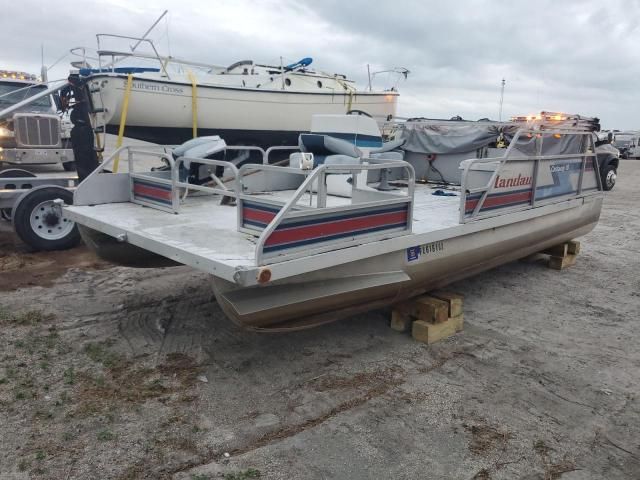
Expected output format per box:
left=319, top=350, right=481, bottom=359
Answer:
left=406, top=241, right=444, bottom=262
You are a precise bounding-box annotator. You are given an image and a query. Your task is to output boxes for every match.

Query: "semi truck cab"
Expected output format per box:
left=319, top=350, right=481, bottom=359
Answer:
left=0, top=70, right=75, bottom=170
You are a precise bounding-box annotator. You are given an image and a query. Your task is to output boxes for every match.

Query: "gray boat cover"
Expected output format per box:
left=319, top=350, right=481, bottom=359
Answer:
left=399, top=122, right=518, bottom=154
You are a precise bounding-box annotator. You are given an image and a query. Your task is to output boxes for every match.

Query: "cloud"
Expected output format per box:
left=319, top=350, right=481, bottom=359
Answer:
left=2, top=0, right=638, bottom=128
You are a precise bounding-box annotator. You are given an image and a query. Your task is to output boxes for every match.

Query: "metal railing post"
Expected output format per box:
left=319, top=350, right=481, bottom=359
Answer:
left=459, top=129, right=598, bottom=223
left=247, top=161, right=414, bottom=265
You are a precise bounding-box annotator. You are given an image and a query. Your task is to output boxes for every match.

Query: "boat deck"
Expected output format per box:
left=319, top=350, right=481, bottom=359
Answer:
left=65, top=184, right=460, bottom=271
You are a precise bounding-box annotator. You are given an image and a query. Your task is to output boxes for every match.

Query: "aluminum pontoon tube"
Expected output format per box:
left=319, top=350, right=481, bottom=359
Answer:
left=212, top=196, right=602, bottom=331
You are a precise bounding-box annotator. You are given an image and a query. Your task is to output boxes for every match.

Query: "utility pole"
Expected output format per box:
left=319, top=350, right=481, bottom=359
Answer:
left=498, top=78, right=506, bottom=121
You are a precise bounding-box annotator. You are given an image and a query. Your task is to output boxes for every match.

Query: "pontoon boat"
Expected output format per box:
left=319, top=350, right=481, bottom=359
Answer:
left=63, top=114, right=604, bottom=331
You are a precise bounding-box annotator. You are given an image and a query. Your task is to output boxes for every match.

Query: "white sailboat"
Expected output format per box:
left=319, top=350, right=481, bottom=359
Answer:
left=74, top=32, right=403, bottom=148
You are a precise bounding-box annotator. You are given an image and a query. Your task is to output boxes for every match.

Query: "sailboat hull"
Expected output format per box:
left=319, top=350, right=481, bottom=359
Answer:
left=88, top=74, right=398, bottom=146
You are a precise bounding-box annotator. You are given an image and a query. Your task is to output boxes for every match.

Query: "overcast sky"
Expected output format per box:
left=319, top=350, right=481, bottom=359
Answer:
left=2, top=0, right=639, bottom=129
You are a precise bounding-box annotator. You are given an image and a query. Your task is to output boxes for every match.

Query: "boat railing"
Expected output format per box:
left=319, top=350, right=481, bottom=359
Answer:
left=88, top=34, right=227, bottom=79
left=459, top=129, right=602, bottom=223
left=128, top=146, right=259, bottom=213
left=237, top=161, right=416, bottom=265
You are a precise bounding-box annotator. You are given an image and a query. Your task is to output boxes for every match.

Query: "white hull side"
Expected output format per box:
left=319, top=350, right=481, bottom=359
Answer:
left=90, top=75, right=398, bottom=137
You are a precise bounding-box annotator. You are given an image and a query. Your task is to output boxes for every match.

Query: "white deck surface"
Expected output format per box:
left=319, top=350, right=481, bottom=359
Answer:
left=65, top=184, right=461, bottom=268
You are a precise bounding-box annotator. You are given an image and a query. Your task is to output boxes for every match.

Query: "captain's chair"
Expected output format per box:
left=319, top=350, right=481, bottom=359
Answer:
left=172, top=136, right=227, bottom=184
left=297, top=133, right=363, bottom=167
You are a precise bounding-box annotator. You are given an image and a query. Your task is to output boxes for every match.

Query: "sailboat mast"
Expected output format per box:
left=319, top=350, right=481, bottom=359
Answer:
left=131, top=10, right=168, bottom=52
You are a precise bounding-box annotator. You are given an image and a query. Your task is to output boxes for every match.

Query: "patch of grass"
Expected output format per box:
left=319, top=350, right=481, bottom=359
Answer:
left=0, top=306, right=11, bottom=323
left=464, top=423, right=512, bottom=455
left=544, top=458, right=577, bottom=480
left=56, top=391, right=70, bottom=406
left=158, top=352, right=200, bottom=387
left=35, top=450, right=46, bottom=461
left=192, top=475, right=210, bottom=480
left=0, top=307, right=55, bottom=326
left=63, top=367, right=75, bottom=385
left=224, top=468, right=261, bottom=480
left=17, top=458, right=30, bottom=471
left=534, top=439, right=551, bottom=455
left=15, top=390, right=27, bottom=400
left=84, top=342, right=125, bottom=369
left=0, top=377, right=7, bottom=385
left=155, top=435, right=199, bottom=454
left=74, top=367, right=168, bottom=416
left=97, top=429, right=115, bottom=441
left=13, top=310, right=55, bottom=325
left=472, top=469, right=491, bottom=480
left=179, top=393, right=198, bottom=403
left=33, top=409, right=54, bottom=420
left=15, top=330, right=63, bottom=356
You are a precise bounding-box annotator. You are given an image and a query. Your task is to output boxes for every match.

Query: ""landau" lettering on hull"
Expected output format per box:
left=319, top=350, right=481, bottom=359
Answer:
left=494, top=173, right=532, bottom=188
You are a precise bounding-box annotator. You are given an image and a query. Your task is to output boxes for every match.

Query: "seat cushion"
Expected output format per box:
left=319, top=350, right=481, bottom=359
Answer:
left=299, top=134, right=362, bottom=158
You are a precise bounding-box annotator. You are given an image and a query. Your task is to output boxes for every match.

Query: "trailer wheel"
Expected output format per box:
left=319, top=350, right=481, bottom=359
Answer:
left=12, top=186, right=80, bottom=251
left=0, top=169, right=36, bottom=221
left=62, top=161, right=76, bottom=172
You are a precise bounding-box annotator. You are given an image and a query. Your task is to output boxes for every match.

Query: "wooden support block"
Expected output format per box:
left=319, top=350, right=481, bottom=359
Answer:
left=548, top=253, right=577, bottom=270
left=412, top=315, right=464, bottom=344
left=542, top=243, right=568, bottom=257
left=431, top=291, right=464, bottom=318
left=390, top=310, right=413, bottom=332
left=415, top=296, right=449, bottom=323
left=395, top=295, right=449, bottom=323
left=567, top=240, right=581, bottom=255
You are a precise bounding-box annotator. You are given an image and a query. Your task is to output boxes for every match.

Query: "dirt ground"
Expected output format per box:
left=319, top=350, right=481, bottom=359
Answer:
left=0, top=161, right=638, bottom=480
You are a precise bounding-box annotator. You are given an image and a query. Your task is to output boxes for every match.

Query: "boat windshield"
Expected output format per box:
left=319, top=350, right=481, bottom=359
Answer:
left=0, top=81, right=52, bottom=111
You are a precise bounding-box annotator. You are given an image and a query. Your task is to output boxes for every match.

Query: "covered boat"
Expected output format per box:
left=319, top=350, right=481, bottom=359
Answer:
left=63, top=114, right=604, bottom=331
left=387, top=112, right=618, bottom=189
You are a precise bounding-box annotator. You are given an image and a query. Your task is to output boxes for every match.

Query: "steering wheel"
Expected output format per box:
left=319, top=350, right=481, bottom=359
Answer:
left=346, top=109, right=373, bottom=118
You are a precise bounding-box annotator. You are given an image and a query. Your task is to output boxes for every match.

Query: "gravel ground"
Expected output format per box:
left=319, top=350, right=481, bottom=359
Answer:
left=0, top=160, right=638, bottom=480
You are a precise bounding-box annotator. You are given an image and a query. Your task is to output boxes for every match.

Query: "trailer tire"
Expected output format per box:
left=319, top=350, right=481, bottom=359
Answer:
left=12, top=186, right=81, bottom=251
left=62, top=161, right=76, bottom=172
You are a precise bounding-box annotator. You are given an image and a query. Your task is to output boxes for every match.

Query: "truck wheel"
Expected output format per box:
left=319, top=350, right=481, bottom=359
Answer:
left=12, top=186, right=81, bottom=251
left=601, top=165, right=617, bottom=191
left=0, top=169, right=36, bottom=221
left=62, top=161, right=76, bottom=172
